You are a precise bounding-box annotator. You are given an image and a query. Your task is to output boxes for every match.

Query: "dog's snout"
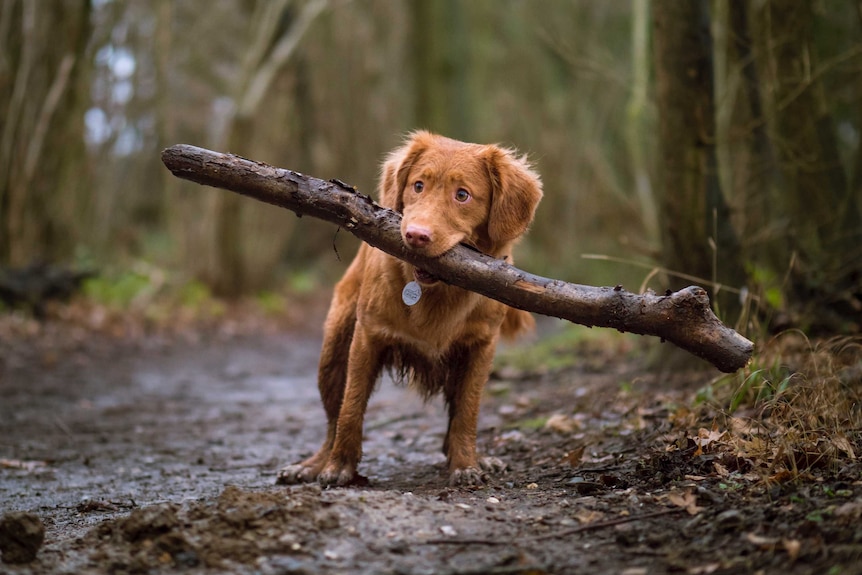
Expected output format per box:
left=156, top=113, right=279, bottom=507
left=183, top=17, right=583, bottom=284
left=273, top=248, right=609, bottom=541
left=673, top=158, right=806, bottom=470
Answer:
left=404, top=225, right=432, bottom=248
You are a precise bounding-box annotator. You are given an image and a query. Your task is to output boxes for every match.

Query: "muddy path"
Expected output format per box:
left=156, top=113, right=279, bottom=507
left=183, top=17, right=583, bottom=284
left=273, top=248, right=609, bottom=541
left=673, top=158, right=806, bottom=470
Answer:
left=1, top=311, right=861, bottom=574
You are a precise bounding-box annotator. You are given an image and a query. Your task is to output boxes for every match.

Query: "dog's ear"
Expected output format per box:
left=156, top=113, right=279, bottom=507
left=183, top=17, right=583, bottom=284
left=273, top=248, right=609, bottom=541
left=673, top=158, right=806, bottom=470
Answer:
left=484, top=146, right=543, bottom=245
left=378, top=131, right=433, bottom=213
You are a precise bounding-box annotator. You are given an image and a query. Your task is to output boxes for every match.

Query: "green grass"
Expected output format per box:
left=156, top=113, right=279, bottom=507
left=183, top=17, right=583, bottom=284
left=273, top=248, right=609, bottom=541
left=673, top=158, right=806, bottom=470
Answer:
left=496, top=323, right=641, bottom=373
left=83, top=268, right=157, bottom=308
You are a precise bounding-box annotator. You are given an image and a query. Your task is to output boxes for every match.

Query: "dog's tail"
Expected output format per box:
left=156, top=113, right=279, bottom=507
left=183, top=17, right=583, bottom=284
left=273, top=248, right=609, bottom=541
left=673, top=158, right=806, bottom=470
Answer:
left=500, top=307, right=535, bottom=341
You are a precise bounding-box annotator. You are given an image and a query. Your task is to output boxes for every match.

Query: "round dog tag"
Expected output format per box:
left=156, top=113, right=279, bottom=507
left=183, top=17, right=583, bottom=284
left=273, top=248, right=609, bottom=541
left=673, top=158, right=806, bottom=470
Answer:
left=402, top=281, right=422, bottom=306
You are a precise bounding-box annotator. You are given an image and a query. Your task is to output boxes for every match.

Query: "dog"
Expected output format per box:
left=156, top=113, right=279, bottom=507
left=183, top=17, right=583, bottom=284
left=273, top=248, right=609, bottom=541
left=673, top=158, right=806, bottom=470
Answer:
left=277, top=131, right=543, bottom=486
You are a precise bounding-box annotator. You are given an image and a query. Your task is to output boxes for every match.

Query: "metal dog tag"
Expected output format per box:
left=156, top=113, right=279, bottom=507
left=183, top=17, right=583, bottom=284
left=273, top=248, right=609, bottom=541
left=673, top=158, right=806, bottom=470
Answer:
left=402, top=281, right=422, bottom=306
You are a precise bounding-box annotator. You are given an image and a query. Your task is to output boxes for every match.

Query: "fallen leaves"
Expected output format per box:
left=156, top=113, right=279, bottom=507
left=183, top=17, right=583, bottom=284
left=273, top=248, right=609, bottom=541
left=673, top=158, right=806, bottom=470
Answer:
left=544, top=413, right=580, bottom=434
left=829, top=434, right=856, bottom=460
left=690, top=426, right=726, bottom=457
left=572, top=509, right=604, bottom=525
left=744, top=533, right=802, bottom=561
left=666, top=490, right=703, bottom=516
left=560, top=446, right=585, bottom=467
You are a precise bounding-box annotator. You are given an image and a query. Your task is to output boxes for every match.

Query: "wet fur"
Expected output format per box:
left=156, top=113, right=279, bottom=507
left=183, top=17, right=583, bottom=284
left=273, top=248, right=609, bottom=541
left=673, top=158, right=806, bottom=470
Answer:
left=277, top=131, right=543, bottom=487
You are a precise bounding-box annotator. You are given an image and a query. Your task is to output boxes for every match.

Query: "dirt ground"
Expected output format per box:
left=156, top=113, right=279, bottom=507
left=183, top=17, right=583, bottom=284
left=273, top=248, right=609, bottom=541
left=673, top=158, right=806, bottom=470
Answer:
left=1, top=304, right=861, bottom=575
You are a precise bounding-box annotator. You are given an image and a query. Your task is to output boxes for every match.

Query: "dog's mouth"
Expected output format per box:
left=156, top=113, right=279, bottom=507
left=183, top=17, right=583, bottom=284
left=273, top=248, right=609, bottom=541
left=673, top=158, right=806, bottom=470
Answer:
left=413, top=268, right=439, bottom=285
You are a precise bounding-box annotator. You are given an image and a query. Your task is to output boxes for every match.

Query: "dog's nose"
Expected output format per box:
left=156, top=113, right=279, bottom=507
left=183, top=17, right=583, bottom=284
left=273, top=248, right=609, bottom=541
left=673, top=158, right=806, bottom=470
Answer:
left=404, top=225, right=432, bottom=248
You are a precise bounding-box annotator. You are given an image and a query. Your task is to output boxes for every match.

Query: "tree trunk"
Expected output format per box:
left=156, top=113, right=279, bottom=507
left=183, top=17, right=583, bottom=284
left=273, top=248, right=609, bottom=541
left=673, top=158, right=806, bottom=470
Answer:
left=0, top=0, right=91, bottom=265
left=751, top=0, right=861, bottom=330
left=161, top=144, right=754, bottom=372
left=651, top=0, right=746, bottom=321
left=155, top=0, right=190, bottom=271
left=854, top=1, right=862, bottom=222
left=206, top=0, right=327, bottom=297
left=726, top=0, right=783, bottom=261
left=625, top=0, right=659, bottom=250
left=411, top=0, right=471, bottom=139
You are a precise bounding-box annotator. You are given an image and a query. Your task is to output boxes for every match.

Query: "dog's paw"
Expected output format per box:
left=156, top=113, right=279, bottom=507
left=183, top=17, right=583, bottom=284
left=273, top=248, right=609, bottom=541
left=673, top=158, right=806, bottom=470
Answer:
left=478, top=456, right=508, bottom=474
left=449, top=457, right=507, bottom=487
left=449, top=466, right=488, bottom=487
left=275, top=464, right=318, bottom=485
left=317, top=463, right=369, bottom=487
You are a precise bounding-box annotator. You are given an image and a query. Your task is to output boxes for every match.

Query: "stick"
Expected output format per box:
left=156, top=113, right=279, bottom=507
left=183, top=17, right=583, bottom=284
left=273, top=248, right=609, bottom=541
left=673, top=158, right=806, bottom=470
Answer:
left=160, top=144, right=754, bottom=372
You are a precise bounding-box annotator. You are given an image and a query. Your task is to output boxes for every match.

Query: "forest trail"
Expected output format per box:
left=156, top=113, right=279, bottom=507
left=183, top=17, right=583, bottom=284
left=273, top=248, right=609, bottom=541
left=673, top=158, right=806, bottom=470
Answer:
left=1, top=314, right=860, bottom=574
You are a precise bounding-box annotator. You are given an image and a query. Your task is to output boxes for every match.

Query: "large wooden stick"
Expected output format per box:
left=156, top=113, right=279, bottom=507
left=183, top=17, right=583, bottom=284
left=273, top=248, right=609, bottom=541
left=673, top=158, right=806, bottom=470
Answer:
left=161, top=144, right=754, bottom=372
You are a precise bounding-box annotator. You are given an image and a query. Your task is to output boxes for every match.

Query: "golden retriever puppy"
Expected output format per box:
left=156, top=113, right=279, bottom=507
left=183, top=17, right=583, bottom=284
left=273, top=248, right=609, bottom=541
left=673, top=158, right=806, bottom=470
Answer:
left=277, top=131, right=543, bottom=486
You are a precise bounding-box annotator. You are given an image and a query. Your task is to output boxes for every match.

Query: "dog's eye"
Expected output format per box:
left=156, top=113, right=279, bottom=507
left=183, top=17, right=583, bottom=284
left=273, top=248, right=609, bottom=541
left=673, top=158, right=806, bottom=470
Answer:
left=454, top=188, right=471, bottom=203
left=413, top=181, right=424, bottom=193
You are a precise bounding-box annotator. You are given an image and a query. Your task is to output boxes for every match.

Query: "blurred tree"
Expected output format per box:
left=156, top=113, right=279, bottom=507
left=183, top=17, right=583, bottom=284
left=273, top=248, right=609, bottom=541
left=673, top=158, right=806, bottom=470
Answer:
left=651, top=0, right=746, bottom=320
left=87, top=0, right=187, bottom=260
left=748, top=0, right=862, bottom=330
left=155, top=0, right=184, bottom=267
left=1, top=0, right=855, bottom=334
left=275, top=0, right=413, bottom=276
left=714, top=0, right=781, bottom=273
left=0, top=0, right=91, bottom=266
left=411, top=0, right=471, bottom=139
left=203, top=0, right=328, bottom=296
left=490, top=2, right=642, bottom=281
left=625, top=0, right=658, bottom=251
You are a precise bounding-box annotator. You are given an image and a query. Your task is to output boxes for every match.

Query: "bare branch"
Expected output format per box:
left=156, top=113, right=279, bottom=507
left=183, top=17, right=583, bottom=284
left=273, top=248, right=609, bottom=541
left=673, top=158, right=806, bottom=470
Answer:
left=161, top=144, right=754, bottom=372
left=239, top=0, right=329, bottom=118
left=24, top=54, right=76, bottom=185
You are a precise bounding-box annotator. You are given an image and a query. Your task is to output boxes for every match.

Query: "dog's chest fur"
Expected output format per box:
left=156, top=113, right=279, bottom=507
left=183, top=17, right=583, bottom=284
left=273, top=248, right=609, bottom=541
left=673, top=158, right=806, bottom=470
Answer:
left=358, top=261, right=502, bottom=397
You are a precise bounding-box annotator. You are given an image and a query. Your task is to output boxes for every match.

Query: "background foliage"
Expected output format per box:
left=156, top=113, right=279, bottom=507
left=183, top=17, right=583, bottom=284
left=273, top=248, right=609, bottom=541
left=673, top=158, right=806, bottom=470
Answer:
left=1, top=0, right=860, bottom=334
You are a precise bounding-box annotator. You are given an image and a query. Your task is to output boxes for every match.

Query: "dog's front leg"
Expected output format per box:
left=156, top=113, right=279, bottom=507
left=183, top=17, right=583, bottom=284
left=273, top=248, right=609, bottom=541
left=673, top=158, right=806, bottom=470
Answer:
left=317, top=325, right=383, bottom=486
left=443, top=340, right=505, bottom=486
left=276, top=285, right=357, bottom=485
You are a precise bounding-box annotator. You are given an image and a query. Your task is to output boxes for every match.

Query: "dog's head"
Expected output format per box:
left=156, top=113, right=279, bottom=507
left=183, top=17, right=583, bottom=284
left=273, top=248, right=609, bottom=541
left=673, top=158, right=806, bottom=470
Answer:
left=378, top=131, right=543, bottom=269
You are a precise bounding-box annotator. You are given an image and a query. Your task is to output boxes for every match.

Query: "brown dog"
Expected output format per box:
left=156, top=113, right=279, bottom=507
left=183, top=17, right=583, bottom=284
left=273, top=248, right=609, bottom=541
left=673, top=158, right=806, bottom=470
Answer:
left=277, top=131, right=543, bottom=486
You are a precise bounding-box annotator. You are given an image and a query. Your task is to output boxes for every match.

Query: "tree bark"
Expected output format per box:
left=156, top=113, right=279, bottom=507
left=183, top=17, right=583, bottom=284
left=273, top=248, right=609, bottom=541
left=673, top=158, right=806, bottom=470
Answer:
left=652, top=0, right=747, bottom=321
left=161, top=144, right=754, bottom=373
left=750, top=0, right=861, bottom=330
left=0, top=0, right=90, bottom=265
